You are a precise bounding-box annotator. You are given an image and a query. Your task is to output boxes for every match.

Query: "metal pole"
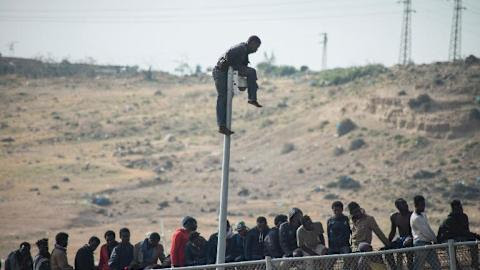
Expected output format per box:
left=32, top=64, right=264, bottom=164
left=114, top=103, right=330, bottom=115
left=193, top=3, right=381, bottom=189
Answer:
left=216, top=67, right=234, bottom=268
left=448, top=239, right=457, bottom=270
left=265, top=256, right=272, bottom=270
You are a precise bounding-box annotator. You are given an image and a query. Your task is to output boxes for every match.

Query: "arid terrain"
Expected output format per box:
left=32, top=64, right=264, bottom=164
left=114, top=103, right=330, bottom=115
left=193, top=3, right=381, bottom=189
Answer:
left=1, top=57, right=479, bottom=262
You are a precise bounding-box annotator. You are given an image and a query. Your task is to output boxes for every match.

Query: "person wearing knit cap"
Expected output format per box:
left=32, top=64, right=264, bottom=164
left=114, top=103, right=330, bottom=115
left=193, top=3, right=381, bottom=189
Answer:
left=170, top=216, right=197, bottom=267
left=206, top=220, right=235, bottom=264
left=231, top=221, right=249, bottom=262
left=279, top=208, right=304, bottom=257
left=265, top=215, right=288, bottom=258
left=33, top=239, right=50, bottom=270
left=245, top=216, right=270, bottom=261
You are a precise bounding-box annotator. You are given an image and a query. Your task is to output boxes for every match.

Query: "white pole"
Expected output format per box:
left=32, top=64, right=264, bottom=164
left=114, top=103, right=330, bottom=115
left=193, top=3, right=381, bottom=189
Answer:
left=448, top=239, right=457, bottom=270
left=216, top=67, right=234, bottom=268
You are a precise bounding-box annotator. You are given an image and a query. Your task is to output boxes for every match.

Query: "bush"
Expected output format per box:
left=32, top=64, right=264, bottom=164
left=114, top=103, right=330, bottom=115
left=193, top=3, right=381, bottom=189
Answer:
left=327, top=176, right=361, bottom=190
left=310, top=64, right=388, bottom=86
left=256, top=62, right=299, bottom=77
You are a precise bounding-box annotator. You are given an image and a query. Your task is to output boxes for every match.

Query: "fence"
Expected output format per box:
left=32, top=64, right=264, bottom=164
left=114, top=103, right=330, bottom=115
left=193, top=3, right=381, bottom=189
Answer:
left=164, top=240, right=480, bottom=270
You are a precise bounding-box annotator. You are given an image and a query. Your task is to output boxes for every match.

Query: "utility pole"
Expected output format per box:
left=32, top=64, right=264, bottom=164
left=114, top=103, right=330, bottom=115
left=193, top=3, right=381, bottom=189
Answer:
left=320, top=33, right=328, bottom=70
left=398, top=0, right=414, bottom=66
left=449, top=0, right=464, bottom=61
left=7, top=41, right=18, bottom=56
left=216, top=67, right=235, bottom=269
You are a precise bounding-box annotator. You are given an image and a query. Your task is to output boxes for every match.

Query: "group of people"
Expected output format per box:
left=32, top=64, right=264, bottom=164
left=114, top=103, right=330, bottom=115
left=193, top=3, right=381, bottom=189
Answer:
left=4, top=197, right=480, bottom=270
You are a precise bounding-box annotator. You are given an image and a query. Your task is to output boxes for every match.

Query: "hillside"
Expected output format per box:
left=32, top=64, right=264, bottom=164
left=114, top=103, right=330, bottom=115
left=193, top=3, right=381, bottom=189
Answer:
left=0, top=57, right=479, bottom=261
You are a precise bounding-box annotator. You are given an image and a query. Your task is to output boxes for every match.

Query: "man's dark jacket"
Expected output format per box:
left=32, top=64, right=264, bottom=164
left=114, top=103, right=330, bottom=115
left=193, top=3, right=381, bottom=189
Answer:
left=184, top=241, right=207, bottom=266
left=74, top=245, right=95, bottom=270
left=245, top=227, right=269, bottom=260
left=264, top=227, right=283, bottom=258
left=205, top=233, right=235, bottom=264
left=279, top=222, right=298, bottom=257
left=5, top=250, right=33, bottom=270
left=215, top=43, right=249, bottom=72
left=108, top=243, right=134, bottom=270
left=437, top=213, right=479, bottom=242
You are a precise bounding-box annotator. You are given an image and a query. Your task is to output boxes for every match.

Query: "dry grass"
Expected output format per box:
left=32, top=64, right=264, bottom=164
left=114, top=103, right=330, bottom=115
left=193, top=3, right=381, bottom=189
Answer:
left=0, top=62, right=479, bottom=261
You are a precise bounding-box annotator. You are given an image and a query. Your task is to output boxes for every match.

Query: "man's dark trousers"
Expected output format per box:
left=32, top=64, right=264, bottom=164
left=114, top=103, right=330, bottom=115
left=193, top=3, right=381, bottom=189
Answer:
left=213, top=67, right=258, bottom=127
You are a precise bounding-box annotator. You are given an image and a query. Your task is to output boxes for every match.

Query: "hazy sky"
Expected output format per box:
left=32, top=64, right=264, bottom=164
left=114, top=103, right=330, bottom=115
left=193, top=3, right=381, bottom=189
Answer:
left=1, top=0, right=479, bottom=73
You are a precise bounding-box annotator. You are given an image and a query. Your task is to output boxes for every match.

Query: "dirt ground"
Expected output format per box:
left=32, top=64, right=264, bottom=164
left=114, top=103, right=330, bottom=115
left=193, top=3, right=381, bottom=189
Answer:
left=1, top=61, right=479, bottom=263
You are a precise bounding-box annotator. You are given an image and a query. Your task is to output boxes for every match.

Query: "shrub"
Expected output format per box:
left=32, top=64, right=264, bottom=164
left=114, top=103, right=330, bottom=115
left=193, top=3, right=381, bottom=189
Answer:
left=310, top=64, right=388, bottom=86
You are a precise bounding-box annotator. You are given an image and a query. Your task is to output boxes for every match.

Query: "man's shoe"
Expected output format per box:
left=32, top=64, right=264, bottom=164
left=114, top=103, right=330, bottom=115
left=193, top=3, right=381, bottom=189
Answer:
left=248, top=100, right=263, bottom=108
left=218, top=126, right=234, bottom=136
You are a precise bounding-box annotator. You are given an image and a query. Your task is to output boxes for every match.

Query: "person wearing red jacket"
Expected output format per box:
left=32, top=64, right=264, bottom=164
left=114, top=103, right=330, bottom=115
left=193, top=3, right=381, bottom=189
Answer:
left=170, top=216, right=197, bottom=267
left=98, top=231, right=118, bottom=270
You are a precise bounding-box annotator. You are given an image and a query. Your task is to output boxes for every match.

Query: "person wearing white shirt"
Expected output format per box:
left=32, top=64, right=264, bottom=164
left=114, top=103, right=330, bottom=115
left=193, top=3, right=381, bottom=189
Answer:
left=410, top=195, right=441, bottom=270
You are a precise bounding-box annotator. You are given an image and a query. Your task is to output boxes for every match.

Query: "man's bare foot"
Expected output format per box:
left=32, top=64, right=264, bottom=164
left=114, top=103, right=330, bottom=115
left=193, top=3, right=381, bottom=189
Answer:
left=218, top=126, right=234, bottom=136
left=248, top=100, right=263, bottom=108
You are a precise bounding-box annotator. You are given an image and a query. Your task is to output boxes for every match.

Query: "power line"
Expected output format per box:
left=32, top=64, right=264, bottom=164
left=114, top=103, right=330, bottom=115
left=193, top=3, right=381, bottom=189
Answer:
left=0, top=11, right=400, bottom=24
left=0, top=0, right=392, bottom=14
left=0, top=3, right=397, bottom=19
left=320, top=33, right=328, bottom=70
left=449, top=0, right=465, bottom=61
left=399, top=0, right=415, bottom=65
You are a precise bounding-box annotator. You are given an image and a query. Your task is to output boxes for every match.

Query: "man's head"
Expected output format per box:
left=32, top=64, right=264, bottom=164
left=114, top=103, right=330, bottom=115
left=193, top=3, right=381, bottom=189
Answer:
left=88, top=236, right=101, bottom=251
left=256, top=216, right=268, bottom=231
left=119, top=228, right=130, bottom=244
left=414, top=195, right=426, bottom=213
left=55, top=232, right=69, bottom=248
left=395, top=198, right=409, bottom=213
left=274, top=214, right=288, bottom=228
left=36, top=239, right=49, bottom=254
left=332, top=201, right=344, bottom=217
left=451, top=200, right=463, bottom=214
left=347, top=202, right=362, bottom=219
left=148, top=232, right=161, bottom=247
left=300, top=215, right=314, bottom=231
left=236, top=221, right=248, bottom=237
left=247, top=35, right=261, bottom=54
left=19, top=242, right=31, bottom=255
left=288, top=207, right=303, bottom=227
left=104, top=230, right=116, bottom=245
left=182, top=216, right=198, bottom=232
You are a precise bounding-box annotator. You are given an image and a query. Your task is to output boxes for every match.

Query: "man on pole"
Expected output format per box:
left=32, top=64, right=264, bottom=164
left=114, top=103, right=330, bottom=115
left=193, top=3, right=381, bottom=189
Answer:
left=213, top=35, right=262, bottom=135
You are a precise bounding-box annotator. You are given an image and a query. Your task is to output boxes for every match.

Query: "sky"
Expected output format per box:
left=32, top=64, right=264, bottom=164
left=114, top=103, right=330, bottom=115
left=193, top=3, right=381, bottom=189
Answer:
left=0, top=0, right=479, bottom=73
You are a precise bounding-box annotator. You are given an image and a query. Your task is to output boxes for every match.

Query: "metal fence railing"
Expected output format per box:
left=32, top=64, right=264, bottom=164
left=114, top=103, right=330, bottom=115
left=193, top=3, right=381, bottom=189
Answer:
left=163, top=240, right=479, bottom=270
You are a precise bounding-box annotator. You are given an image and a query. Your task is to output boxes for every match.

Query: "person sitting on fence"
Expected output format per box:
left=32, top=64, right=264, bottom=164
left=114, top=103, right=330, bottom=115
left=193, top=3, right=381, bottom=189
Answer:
left=130, top=232, right=166, bottom=270
left=388, top=198, right=413, bottom=248
left=213, top=35, right=263, bottom=136
left=264, top=214, right=288, bottom=258
left=206, top=220, right=235, bottom=264
left=74, top=236, right=100, bottom=270
left=231, top=221, right=249, bottom=262
left=245, top=216, right=270, bottom=261
left=108, top=228, right=134, bottom=270
left=410, top=195, right=441, bottom=270
left=51, top=233, right=74, bottom=270
left=386, top=198, right=414, bottom=269
left=327, top=201, right=352, bottom=255
left=325, top=201, right=353, bottom=269
left=184, top=232, right=207, bottom=266
left=296, top=215, right=328, bottom=256
left=279, top=208, right=304, bottom=257
left=170, top=216, right=197, bottom=267
left=437, top=199, right=480, bottom=269
left=98, top=231, right=119, bottom=270
left=348, top=202, right=390, bottom=252
left=33, top=239, right=50, bottom=270
left=5, top=242, right=33, bottom=270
